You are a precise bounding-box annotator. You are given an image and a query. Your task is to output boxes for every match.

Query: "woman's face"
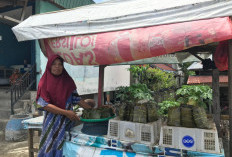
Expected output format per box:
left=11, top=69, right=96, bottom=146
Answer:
left=51, top=58, right=63, bottom=76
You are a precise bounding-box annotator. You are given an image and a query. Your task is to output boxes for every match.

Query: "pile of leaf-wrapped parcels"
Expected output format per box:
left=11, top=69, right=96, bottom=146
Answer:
left=82, top=106, right=115, bottom=119
left=117, top=102, right=159, bottom=123
left=167, top=105, right=213, bottom=129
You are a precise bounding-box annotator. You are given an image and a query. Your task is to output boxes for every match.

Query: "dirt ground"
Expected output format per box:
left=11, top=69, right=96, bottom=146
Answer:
left=0, top=133, right=39, bottom=157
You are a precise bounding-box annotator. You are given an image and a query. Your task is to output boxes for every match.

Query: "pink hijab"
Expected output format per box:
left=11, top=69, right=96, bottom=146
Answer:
left=36, top=55, right=76, bottom=109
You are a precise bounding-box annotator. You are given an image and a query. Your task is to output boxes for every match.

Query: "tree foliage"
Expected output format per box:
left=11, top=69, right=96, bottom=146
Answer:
left=115, top=83, right=154, bottom=103
left=128, top=65, right=177, bottom=91
left=176, top=85, right=212, bottom=109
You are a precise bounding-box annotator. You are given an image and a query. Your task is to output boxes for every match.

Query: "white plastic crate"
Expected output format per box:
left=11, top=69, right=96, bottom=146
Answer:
left=138, top=119, right=161, bottom=145
left=196, top=129, right=220, bottom=154
left=107, top=118, right=160, bottom=145
left=159, top=126, right=220, bottom=154
left=107, top=119, right=120, bottom=139
left=120, top=120, right=140, bottom=142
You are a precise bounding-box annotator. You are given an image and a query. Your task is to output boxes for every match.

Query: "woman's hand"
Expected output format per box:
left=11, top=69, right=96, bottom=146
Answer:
left=65, top=110, right=80, bottom=121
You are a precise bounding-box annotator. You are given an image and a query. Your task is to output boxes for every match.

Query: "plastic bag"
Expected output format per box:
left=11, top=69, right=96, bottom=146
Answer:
left=214, top=41, right=228, bottom=71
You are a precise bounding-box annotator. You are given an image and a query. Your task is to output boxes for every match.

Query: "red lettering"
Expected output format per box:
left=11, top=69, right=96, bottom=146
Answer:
left=85, top=51, right=94, bottom=65
left=51, top=40, right=56, bottom=48
left=70, top=52, right=83, bottom=64
left=66, top=37, right=70, bottom=49
left=69, top=36, right=75, bottom=50
left=81, top=36, right=91, bottom=47
left=56, top=38, right=61, bottom=48
left=61, top=37, right=67, bottom=48
left=63, top=53, right=74, bottom=65
left=74, top=36, right=82, bottom=49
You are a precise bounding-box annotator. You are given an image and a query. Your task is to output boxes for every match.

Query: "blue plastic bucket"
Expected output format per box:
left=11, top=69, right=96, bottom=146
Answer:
left=81, top=120, right=109, bottom=136
left=5, top=114, right=31, bottom=141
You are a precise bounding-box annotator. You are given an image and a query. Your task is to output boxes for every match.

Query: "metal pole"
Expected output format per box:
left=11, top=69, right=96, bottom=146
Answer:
left=228, top=39, right=232, bottom=156
left=98, top=65, right=106, bottom=107
left=11, top=88, right=14, bottom=115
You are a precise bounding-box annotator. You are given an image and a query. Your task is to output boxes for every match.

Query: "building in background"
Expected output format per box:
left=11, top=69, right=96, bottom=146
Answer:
left=0, top=0, right=130, bottom=104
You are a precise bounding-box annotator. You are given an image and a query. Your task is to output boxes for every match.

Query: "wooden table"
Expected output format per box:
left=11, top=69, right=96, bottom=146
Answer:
left=22, top=116, right=43, bottom=157
left=28, top=128, right=41, bottom=157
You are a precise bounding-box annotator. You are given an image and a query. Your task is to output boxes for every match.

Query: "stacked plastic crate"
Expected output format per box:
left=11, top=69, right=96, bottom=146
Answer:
left=159, top=125, right=221, bottom=154
left=107, top=117, right=161, bottom=146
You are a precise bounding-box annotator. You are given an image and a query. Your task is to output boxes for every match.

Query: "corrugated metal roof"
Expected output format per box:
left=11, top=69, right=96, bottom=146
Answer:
left=53, top=0, right=94, bottom=9
left=152, top=64, right=176, bottom=72
left=187, top=75, right=228, bottom=84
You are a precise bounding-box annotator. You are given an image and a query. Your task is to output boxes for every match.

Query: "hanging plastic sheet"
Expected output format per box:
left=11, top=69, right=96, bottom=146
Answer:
left=214, top=41, right=229, bottom=71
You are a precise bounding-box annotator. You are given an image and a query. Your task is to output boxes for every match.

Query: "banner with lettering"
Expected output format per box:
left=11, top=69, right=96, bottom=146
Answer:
left=41, top=17, right=232, bottom=65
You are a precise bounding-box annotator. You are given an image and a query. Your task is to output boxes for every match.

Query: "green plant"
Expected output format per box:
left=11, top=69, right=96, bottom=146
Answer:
left=158, top=101, right=180, bottom=117
left=176, top=85, right=212, bottom=108
left=146, top=68, right=176, bottom=91
left=178, top=63, right=195, bottom=84
left=128, top=65, right=177, bottom=92
left=116, top=83, right=154, bottom=103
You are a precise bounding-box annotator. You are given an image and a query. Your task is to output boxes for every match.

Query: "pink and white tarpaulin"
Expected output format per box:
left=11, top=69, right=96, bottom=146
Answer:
left=40, top=17, right=232, bottom=65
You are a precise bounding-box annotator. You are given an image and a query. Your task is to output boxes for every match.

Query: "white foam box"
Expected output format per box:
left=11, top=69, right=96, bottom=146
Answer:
left=120, top=120, right=140, bottom=142
left=107, top=118, right=161, bottom=145
left=138, top=119, right=161, bottom=145
left=107, top=118, right=120, bottom=140
left=159, top=125, right=220, bottom=154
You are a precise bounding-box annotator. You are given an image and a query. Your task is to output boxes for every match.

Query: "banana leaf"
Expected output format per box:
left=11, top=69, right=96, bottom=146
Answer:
left=167, top=106, right=180, bottom=126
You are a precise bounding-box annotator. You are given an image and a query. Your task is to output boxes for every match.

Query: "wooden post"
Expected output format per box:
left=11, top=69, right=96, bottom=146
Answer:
left=228, top=39, right=232, bottom=156
left=28, top=129, right=34, bottom=157
left=212, top=67, right=221, bottom=137
left=98, top=65, right=106, bottom=107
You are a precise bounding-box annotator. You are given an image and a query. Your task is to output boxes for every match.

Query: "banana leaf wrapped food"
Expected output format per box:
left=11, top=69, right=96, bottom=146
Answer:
left=133, top=103, right=147, bottom=123
left=193, top=106, right=212, bottom=129
left=118, top=103, right=127, bottom=120
left=180, top=105, right=196, bottom=128
left=82, top=106, right=114, bottom=119
left=147, top=102, right=159, bottom=122
left=100, top=107, right=114, bottom=118
left=167, top=106, right=180, bottom=126
left=127, top=103, right=134, bottom=121
left=89, top=109, right=101, bottom=119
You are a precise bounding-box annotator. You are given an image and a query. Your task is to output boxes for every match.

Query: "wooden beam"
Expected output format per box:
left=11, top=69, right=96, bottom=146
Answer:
left=228, top=39, right=232, bottom=156
left=20, top=0, right=28, bottom=21
left=98, top=65, right=106, bottom=107
left=178, top=44, right=217, bottom=53
left=189, top=51, right=204, bottom=61
left=212, top=65, right=221, bottom=137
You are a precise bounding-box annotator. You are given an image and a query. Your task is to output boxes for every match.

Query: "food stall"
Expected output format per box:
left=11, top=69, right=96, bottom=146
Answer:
left=13, top=0, right=232, bottom=156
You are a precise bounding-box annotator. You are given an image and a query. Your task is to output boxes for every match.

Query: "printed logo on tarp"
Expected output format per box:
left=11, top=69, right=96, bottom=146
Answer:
left=182, top=136, right=194, bottom=148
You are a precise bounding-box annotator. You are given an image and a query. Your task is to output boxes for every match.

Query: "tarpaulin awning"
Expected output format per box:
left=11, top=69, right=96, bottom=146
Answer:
left=12, top=0, right=232, bottom=42
left=38, top=17, right=232, bottom=65
left=12, top=0, right=232, bottom=65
